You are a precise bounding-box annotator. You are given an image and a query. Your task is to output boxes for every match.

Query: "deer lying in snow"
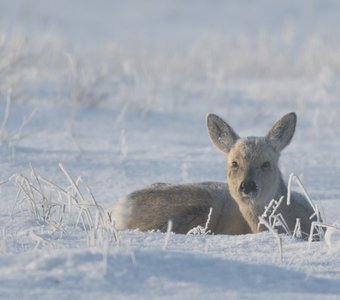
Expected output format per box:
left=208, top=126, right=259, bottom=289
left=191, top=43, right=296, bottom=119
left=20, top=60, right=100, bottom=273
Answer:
left=111, top=112, right=319, bottom=239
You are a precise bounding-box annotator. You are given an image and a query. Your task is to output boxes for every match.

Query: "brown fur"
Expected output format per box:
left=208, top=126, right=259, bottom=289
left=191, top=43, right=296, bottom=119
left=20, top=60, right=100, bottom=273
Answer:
left=112, top=182, right=251, bottom=234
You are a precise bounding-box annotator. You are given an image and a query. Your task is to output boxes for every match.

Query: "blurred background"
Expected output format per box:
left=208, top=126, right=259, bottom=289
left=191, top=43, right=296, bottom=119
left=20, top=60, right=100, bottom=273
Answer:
left=0, top=0, right=339, bottom=113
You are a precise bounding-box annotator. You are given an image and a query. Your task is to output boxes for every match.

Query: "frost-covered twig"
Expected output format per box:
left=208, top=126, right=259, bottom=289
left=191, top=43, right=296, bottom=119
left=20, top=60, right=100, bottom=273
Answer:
left=258, top=216, right=283, bottom=263
left=187, top=208, right=212, bottom=235
left=258, top=196, right=290, bottom=235
left=287, top=173, right=323, bottom=241
left=287, top=173, right=320, bottom=220
left=308, top=222, right=340, bottom=249
left=59, top=163, right=84, bottom=204
left=292, top=218, right=302, bottom=239
left=163, top=220, right=173, bottom=250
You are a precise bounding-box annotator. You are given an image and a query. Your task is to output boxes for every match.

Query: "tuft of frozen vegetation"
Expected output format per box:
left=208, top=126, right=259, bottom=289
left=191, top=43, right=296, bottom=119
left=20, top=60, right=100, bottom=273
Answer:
left=10, top=164, right=119, bottom=250
left=187, top=207, right=212, bottom=235
left=1, top=1, right=340, bottom=299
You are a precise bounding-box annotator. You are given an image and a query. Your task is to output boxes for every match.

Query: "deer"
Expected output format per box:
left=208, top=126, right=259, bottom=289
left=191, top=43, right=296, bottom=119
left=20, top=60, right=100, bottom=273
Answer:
left=111, top=112, right=319, bottom=239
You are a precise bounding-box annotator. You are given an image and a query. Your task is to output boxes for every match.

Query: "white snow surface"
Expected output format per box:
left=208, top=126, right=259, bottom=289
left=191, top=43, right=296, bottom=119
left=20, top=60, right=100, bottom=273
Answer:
left=1, top=0, right=340, bottom=299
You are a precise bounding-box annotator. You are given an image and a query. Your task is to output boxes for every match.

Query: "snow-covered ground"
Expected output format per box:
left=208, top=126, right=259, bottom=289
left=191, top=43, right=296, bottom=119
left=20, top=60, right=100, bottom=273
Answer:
left=1, top=1, right=340, bottom=299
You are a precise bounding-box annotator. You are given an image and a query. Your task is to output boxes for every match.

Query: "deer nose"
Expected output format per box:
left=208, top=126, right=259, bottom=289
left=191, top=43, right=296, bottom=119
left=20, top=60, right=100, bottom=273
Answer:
left=239, top=180, right=257, bottom=195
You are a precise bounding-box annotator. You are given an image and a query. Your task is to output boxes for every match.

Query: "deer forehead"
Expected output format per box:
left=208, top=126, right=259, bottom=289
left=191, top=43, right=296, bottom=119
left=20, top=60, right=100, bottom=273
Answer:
left=228, top=137, right=278, bottom=164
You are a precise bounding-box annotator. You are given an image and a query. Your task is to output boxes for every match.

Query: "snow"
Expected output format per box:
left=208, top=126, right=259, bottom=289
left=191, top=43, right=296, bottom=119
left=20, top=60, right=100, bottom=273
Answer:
left=1, top=246, right=340, bottom=300
left=1, top=0, right=340, bottom=299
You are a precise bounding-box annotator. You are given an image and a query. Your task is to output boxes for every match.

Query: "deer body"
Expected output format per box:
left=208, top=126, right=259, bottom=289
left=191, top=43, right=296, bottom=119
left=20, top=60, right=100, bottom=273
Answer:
left=111, top=113, right=318, bottom=239
left=112, top=182, right=251, bottom=235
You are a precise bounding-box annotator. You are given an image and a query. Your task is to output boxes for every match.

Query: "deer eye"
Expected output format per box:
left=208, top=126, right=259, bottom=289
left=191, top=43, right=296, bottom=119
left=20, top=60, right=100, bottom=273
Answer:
left=261, top=161, right=271, bottom=169
left=231, top=161, right=239, bottom=169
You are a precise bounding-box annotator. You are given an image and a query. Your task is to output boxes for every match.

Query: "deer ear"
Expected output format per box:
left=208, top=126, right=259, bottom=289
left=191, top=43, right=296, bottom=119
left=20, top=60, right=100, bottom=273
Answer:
left=266, top=112, right=297, bottom=152
left=207, top=113, right=239, bottom=153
